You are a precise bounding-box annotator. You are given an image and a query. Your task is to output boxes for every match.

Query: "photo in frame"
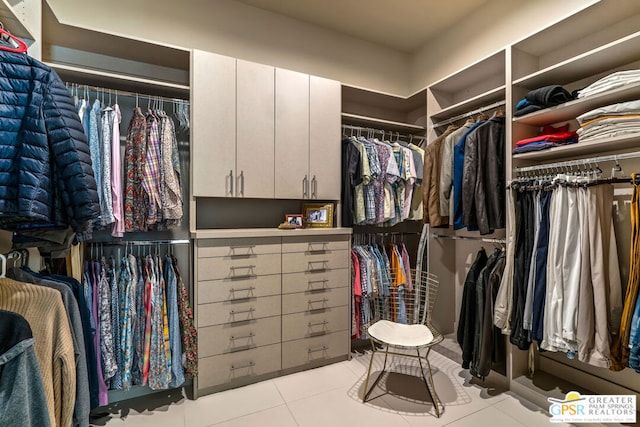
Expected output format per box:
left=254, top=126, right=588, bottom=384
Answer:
left=285, top=214, right=304, bottom=228
left=303, top=203, right=334, bottom=228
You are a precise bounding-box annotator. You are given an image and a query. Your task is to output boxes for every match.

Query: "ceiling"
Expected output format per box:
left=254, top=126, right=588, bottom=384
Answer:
left=234, top=0, right=491, bottom=53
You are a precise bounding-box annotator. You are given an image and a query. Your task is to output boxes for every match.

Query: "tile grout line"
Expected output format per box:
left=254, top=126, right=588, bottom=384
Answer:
left=274, top=379, right=302, bottom=427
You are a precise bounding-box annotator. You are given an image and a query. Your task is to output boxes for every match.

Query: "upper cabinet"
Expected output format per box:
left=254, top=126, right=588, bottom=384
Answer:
left=274, top=70, right=341, bottom=200
left=192, top=50, right=236, bottom=198
left=237, top=60, right=275, bottom=198
left=192, top=50, right=341, bottom=201
left=275, top=68, right=310, bottom=199
left=309, top=76, right=341, bottom=200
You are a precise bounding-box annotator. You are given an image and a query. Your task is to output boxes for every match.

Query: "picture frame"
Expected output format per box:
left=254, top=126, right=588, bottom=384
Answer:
left=284, top=214, right=304, bottom=228
left=302, top=203, right=334, bottom=228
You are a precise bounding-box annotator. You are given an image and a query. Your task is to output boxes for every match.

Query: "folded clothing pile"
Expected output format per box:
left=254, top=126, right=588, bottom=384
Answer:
left=576, top=99, right=640, bottom=142
left=577, top=69, right=640, bottom=98
left=514, top=85, right=577, bottom=117
left=513, top=123, right=578, bottom=154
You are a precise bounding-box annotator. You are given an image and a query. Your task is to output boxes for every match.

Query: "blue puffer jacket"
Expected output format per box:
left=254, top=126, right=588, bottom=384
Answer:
left=0, top=50, right=99, bottom=232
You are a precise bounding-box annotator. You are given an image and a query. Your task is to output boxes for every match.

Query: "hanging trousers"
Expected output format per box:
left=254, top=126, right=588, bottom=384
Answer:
left=531, top=189, right=552, bottom=343
left=611, top=177, right=640, bottom=371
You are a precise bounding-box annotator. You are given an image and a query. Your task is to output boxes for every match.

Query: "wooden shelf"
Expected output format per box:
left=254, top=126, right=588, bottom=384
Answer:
left=513, top=30, right=640, bottom=89
left=341, top=113, right=425, bottom=133
left=0, top=0, right=34, bottom=41
left=47, top=62, right=190, bottom=99
left=430, top=50, right=505, bottom=94
left=192, top=227, right=353, bottom=239
left=431, top=86, right=505, bottom=122
left=512, top=133, right=640, bottom=162
left=513, top=81, right=640, bottom=126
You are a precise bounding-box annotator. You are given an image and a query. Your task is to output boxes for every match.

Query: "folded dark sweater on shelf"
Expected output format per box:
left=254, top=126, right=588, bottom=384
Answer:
left=514, top=85, right=577, bottom=117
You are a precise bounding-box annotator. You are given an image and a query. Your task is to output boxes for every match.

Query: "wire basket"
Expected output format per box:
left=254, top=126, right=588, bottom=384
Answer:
left=357, top=269, right=441, bottom=341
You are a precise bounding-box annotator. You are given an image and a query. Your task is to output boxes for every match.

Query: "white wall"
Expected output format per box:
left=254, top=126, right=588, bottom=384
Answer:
left=46, top=0, right=412, bottom=95
left=409, top=0, right=599, bottom=93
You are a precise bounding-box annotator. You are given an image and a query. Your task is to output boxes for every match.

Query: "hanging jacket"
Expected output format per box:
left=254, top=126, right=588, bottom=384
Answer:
left=457, top=248, right=488, bottom=368
left=0, top=310, right=51, bottom=427
left=0, top=50, right=99, bottom=232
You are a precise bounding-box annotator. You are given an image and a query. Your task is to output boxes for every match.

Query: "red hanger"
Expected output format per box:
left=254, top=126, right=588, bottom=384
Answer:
left=0, top=28, right=27, bottom=53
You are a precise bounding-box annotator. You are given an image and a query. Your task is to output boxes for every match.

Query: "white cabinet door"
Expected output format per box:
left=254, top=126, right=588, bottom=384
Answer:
left=275, top=68, right=310, bottom=199
left=309, top=76, right=341, bottom=200
left=236, top=60, right=275, bottom=198
left=191, top=50, right=236, bottom=197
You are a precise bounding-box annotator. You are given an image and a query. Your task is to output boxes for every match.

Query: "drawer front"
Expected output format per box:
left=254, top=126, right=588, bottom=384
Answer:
left=282, top=235, right=350, bottom=253
left=198, top=274, right=281, bottom=304
left=197, top=253, right=281, bottom=281
left=199, top=316, right=281, bottom=357
left=197, top=237, right=281, bottom=258
left=198, top=343, right=281, bottom=390
left=282, top=331, right=349, bottom=370
left=199, top=295, right=281, bottom=327
left=282, top=305, right=349, bottom=341
left=282, top=269, right=349, bottom=294
left=282, top=286, right=350, bottom=315
left=282, top=249, right=348, bottom=274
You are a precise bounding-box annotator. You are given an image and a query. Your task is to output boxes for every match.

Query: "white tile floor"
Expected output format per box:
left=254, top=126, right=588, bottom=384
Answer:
left=90, top=340, right=591, bottom=427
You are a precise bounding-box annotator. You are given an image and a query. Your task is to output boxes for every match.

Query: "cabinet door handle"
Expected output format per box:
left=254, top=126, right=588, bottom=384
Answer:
left=228, top=170, right=234, bottom=196
left=230, top=361, right=255, bottom=371
left=303, top=175, right=308, bottom=198
left=311, top=175, right=317, bottom=199
left=236, top=170, right=245, bottom=197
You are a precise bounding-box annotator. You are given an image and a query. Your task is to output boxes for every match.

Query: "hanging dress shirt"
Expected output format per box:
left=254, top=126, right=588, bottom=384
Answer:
left=143, top=113, right=163, bottom=227
left=165, top=256, right=185, bottom=387
left=99, top=107, right=115, bottom=226
left=120, top=255, right=136, bottom=389
left=124, top=108, right=148, bottom=232
left=169, top=254, right=197, bottom=378
left=160, top=114, right=183, bottom=228
left=111, top=104, right=125, bottom=237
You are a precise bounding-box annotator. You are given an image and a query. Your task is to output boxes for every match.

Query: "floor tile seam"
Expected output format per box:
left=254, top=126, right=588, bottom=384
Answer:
left=487, top=404, right=533, bottom=427
left=204, top=403, right=291, bottom=427
left=407, top=403, right=492, bottom=426
left=274, top=382, right=355, bottom=404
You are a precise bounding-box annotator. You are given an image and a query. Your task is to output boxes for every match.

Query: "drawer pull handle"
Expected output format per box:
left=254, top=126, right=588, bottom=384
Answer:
left=231, top=308, right=255, bottom=315
left=230, top=245, right=256, bottom=257
left=230, top=245, right=256, bottom=249
left=308, top=260, right=329, bottom=272
left=308, top=298, right=328, bottom=305
left=308, top=279, right=328, bottom=289
left=230, top=265, right=256, bottom=270
left=308, top=345, right=328, bottom=354
left=230, top=286, right=256, bottom=293
left=307, top=242, right=328, bottom=253
left=308, top=320, right=328, bottom=328
left=230, top=361, right=255, bottom=371
left=230, top=332, right=255, bottom=341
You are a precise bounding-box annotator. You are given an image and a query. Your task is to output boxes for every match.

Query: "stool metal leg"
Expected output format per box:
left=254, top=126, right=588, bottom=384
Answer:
left=362, top=342, right=389, bottom=402
left=417, top=348, right=442, bottom=417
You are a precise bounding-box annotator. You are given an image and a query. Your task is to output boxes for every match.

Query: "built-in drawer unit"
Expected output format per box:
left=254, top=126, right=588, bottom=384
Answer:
left=194, top=232, right=351, bottom=397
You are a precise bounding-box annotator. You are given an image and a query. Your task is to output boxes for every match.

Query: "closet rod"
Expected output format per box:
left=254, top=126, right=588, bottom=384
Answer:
left=342, top=124, right=425, bottom=141
left=430, top=233, right=506, bottom=244
left=65, top=82, right=189, bottom=104
left=432, top=100, right=506, bottom=129
left=514, top=151, right=640, bottom=173
left=87, top=239, right=191, bottom=246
